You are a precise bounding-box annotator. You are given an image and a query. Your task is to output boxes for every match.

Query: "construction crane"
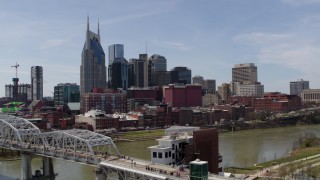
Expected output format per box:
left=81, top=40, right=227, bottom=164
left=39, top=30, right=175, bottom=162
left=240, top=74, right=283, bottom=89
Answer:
left=11, top=62, right=19, bottom=78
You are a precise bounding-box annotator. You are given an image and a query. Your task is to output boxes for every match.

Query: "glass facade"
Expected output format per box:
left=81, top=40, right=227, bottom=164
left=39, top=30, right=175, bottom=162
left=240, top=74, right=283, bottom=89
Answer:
left=108, top=44, right=124, bottom=65
left=190, top=161, right=208, bottom=180
left=80, top=19, right=106, bottom=94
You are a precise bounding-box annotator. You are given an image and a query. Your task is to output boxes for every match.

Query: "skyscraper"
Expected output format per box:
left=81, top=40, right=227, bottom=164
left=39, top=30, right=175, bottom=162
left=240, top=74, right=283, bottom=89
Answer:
left=108, top=44, right=124, bottom=65
left=193, top=75, right=204, bottom=86
left=232, top=63, right=257, bottom=84
left=130, top=54, right=148, bottom=88
left=149, top=54, right=167, bottom=72
left=108, top=58, right=128, bottom=90
left=80, top=17, right=106, bottom=94
left=31, top=66, right=43, bottom=101
left=148, top=54, right=167, bottom=86
left=170, top=66, right=192, bottom=85
left=290, top=79, right=309, bottom=96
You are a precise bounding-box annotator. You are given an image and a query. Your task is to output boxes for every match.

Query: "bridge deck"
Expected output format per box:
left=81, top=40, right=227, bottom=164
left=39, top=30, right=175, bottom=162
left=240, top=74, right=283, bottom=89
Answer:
left=100, top=155, right=189, bottom=179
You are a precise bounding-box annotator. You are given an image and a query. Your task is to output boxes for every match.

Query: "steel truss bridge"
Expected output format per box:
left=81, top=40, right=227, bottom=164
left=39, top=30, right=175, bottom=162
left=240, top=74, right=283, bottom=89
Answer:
left=0, top=114, right=189, bottom=180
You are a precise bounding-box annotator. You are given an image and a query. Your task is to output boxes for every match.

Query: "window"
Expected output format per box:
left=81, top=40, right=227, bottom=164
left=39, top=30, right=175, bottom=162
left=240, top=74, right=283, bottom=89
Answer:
left=158, top=152, right=162, bottom=159
left=172, top=153, right=175, bottom=159
left=153, top=152, right=157, bottom=158
left=179, top=143, right=182, bottom=148
left=172, top=144, right=174, bottom=150
left=169, top=151, right=171, bottom=157
left=165, top=152, right=168, bottom=158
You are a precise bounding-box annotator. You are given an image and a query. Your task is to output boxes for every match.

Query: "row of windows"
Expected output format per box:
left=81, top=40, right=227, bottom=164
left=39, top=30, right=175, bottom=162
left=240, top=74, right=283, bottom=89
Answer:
left=152, top=151, right=174, bottom=159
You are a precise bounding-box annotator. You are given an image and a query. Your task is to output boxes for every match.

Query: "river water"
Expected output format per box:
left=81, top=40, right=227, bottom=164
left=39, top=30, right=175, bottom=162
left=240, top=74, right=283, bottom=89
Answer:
left=1, top=125, right=320, bottom=179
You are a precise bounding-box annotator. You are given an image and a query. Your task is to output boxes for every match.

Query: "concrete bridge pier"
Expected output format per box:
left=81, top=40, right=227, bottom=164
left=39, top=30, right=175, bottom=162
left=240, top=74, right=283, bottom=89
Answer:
left=21, top=152, right=32, bottom=180
left=43, top=157, right=55, bottom=179
left=95, top=168, right=106, bottom=180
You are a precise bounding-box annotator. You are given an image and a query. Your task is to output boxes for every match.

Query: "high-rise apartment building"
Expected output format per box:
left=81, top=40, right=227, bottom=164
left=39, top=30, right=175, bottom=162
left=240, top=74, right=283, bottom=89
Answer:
left=54, top=83, right=80, bottom=106
left=108, top=58, right=128, bottom=90
left=31, top=66, right=43, bottom=101
left=232, top=63, right=257, bottom=83
left=290, top=79, right=309, bottom=96
left=80, top=17, right=106, bottom=95
left=108, top=44, right=124, bottom=65
left=5, top=83, right=31, bottom=101
left=170, top=66, right=192, bottom=85
left=193, top=76, right=204, bottom=86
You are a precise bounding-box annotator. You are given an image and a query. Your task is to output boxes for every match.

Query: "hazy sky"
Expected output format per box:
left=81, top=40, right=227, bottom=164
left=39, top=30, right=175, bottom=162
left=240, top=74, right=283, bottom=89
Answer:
left=1, top=0, right=320, bottom=97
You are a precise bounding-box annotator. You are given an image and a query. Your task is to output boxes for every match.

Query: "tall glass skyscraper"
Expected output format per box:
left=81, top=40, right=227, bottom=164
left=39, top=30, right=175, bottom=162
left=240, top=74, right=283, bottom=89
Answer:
left=108, top=58, right=128, bottom=90
left=108, top=44, right=124, bottom=65
left=80, top=17, right=106, bottom=94
left=31, top=66, right=43, bottom=101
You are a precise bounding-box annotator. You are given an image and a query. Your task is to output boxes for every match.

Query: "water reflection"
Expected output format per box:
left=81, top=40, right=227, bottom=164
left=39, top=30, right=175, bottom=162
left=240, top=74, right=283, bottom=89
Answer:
left=1, top=125, right=320, bottom=179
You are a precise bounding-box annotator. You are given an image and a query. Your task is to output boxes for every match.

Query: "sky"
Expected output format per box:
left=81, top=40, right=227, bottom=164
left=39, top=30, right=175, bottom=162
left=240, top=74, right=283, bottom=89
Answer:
left=1, top=0, right=320, bottom=97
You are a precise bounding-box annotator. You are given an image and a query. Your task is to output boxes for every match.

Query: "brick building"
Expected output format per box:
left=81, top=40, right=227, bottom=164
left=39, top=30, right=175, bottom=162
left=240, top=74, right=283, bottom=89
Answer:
left=80, top=92, right=127, bottom=114
left=163, top=84, right=202, bottom=108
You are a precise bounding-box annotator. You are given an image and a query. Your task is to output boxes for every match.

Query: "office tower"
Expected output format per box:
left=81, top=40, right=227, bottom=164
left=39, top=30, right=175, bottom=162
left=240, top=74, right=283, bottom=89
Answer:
left=31, top=66, right=43, bottom=101
left=128, top=63, right=135, bottom=88
left=108, top=58, right=128, bottom=90
left=149, top=54, right=167, bottom=72
left=148, top=54, right=167, bottom=87
left=108, top=44, right=125, bottom=87
left=170, top=66, right=192, bottom=85
left=108, top=44, right=124, bottom=65
left=232, top=63, right=257, bottom=83
left=204, top=79, right=216, bottom=93
left=218, top=83, right=231, bottom=101
left=193, top=76, right=204, bottom=86
left=290, top=79, right=309, bottom=96
left=80, top=17, right=106, bottom=95
left=151, top=71, right=171, bottom=87
left=54, top=83, right=80, bottom=106
left=130, top=54, right=148, bottom=88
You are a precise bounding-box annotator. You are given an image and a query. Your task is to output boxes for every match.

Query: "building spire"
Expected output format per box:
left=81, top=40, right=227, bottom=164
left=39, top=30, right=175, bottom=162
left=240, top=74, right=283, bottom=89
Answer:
left=86, top=15, right=90, bottom=49
left=97, top=18, right=100, bottom=42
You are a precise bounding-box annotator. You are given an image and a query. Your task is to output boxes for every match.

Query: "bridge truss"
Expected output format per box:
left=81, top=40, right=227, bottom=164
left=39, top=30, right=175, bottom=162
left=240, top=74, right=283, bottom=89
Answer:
left=0, top=114, right=41, bottom=149
left=30, top=129, right=120, bottom=164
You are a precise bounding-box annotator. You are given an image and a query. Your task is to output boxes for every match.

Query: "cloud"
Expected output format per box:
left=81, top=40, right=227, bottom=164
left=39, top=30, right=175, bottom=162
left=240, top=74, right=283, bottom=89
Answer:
left=41, top=39, right=69, bottom=49
left=100, top=1, right=179, bottom=26
left=234, top=30, right=320, bottom=88
left=155, top=41, right=191, bottom=51
left=233, top=32, right=294, bottom=45
left=281, top=0, right=320, bottom=5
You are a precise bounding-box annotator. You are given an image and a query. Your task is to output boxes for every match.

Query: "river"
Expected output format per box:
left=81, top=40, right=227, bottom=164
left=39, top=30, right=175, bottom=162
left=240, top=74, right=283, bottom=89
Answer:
left=1, top=125, right=320, bottom=179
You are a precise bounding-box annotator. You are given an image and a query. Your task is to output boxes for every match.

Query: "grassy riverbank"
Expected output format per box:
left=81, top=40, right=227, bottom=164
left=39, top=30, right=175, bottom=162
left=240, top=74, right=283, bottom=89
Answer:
left=224, top=147, right=320, bottom=174
left=115, top=129, right=165, bottom=141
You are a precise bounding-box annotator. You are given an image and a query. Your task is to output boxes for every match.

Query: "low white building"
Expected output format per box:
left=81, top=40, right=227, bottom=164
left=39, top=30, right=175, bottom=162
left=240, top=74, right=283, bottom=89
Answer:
left=301, top=89, right=320, bottom=103
left=148, top=126, right=199, bottom=165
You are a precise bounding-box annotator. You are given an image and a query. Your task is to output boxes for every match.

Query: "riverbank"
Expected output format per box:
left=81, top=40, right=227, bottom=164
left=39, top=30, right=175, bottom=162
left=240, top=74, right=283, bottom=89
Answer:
left=224, top=147, right=320, bottom=175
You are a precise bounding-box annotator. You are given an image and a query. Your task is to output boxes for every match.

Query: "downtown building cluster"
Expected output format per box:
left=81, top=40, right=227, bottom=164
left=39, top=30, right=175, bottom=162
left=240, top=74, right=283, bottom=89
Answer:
left=2, top=18, right=320, bottom=132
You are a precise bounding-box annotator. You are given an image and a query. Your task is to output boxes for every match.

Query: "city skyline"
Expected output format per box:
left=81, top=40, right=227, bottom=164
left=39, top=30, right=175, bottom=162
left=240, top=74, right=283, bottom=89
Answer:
left=1, top=0, right=320, bottom=97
